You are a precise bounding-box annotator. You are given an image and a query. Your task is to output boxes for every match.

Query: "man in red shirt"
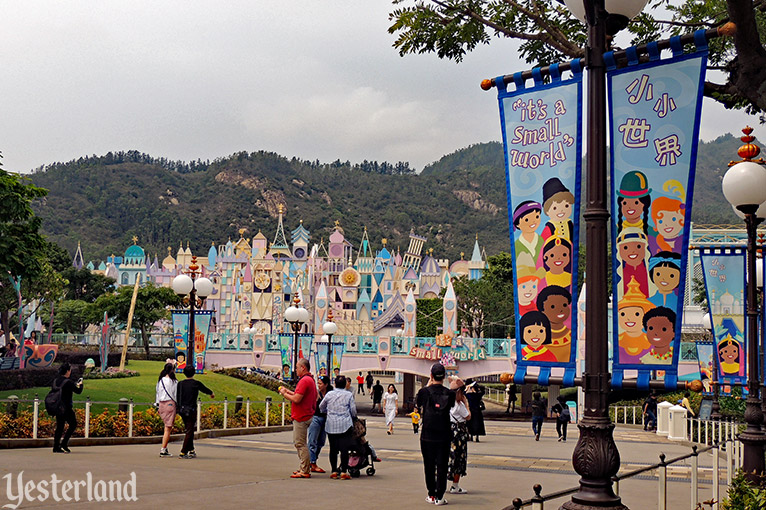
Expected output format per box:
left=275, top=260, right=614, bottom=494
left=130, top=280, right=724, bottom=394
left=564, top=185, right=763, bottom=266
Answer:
left=279, top=358, right=318, bottom=478
left=356, top=372, right=365, bottom=395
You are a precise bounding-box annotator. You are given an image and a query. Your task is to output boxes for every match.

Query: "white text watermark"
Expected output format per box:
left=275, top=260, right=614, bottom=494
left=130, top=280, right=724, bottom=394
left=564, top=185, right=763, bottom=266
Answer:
left=2, top=471, right=137, bottom=509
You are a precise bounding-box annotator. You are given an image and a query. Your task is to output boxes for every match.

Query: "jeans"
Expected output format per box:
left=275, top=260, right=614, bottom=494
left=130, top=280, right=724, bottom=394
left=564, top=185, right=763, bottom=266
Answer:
left=308, top=415, right=327, bottom=463
left=532, top=416, right=544, bottom=436
left=54, top=408, right=77, bottom=450
left=644, top=411, right=656, bottom=430
left=421, top=440, right=451, bottom=500
left=181, top=412, right=196, bottom=454
left=556, top=419, right=568, bottom=440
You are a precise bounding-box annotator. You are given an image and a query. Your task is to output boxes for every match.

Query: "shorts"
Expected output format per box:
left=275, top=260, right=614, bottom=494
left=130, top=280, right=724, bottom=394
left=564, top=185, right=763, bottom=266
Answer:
left=158, top=401, right=177, bottom=427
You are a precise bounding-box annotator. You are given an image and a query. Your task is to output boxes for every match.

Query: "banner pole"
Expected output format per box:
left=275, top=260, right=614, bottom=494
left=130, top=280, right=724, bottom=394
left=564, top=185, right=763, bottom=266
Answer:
left=119, top=274, right=141, bottom=371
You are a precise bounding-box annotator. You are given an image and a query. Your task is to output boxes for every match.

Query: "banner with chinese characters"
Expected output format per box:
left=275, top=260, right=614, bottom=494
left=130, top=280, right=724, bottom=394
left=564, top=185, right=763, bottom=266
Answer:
left=608, top=32, right=708, bottom=389
left=700, top=248, right=747, bottom=386
left=171, top=310, right=213, bottom=374
left=495, top=61, right=583, bottom=386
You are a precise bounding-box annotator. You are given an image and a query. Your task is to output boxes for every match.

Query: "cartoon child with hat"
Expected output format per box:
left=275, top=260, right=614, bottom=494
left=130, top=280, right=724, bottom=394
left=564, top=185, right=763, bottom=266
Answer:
left=616, top=170, right=652, bottom=237
left=541, top=177, right=575, bottom=242
left=513, top=200, right=543, bottom=269
left=615, top=227, right=651, bottom=300
left=516, top=265, right=546, bottom=316
left=617, top=277, right=654, bottom=364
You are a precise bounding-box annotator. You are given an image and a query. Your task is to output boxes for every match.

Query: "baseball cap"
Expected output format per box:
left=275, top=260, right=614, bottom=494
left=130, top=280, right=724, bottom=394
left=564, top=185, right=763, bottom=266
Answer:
left=431, top=363, right=446, bottom=380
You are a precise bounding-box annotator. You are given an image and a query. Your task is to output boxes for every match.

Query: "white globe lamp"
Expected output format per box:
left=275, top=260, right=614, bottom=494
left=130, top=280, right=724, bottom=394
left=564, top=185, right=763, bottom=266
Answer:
left=195, top=277, right=214, bottom=298
left=172, top=274, right=193, bottom=295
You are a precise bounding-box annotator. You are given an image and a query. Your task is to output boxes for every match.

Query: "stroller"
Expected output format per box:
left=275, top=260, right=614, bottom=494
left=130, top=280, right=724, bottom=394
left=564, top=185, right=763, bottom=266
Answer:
left=347, top=418, right=376, bottom=477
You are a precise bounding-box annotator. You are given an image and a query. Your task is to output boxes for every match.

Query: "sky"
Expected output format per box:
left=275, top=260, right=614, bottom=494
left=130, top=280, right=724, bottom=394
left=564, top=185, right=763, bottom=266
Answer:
left=0, top=1, right=757, bottom=174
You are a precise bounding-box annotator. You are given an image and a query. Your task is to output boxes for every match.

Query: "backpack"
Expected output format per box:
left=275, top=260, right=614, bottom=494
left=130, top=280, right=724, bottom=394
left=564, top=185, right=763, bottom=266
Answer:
left=423, top=387, right=451, bottom=422
left=45, top=379, right=65, bottom=417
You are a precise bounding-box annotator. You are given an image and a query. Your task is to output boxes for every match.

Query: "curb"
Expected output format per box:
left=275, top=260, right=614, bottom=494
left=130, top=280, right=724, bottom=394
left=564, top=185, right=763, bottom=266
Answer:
left=0, top=425, right=292, bottom=449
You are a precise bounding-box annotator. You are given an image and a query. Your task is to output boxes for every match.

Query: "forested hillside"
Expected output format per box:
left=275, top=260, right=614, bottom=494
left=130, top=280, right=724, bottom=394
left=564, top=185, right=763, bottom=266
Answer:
left=30, top=135, right=743, bottom=263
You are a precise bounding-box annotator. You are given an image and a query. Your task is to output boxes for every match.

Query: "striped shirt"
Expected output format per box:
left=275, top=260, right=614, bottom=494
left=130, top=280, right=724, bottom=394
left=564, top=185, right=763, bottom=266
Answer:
left=319, top=388, right=357, bottom=434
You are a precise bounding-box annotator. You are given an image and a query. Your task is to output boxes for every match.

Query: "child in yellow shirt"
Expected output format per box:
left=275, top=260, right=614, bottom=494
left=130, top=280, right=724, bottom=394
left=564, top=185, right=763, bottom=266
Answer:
left=407, top=409, right=421, bottom=434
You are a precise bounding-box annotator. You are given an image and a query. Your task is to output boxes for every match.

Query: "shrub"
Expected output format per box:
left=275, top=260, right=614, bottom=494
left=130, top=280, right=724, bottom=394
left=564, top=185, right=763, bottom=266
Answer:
left=721, top=472, right=766, bottom=509
left=0, top=366, right=83, bottom=392
left=214, top=368, right=291, bottom=393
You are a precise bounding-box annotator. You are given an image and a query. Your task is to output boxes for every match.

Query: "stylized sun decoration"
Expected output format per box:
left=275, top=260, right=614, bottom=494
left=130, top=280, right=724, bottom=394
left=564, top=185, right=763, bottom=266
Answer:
left=340, top=268, right=360, bottom=286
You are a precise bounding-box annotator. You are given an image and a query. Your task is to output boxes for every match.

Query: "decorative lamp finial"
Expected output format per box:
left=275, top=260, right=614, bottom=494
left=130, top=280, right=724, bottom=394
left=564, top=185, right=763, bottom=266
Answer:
left=730, top=126, right=765, bottom=166
left=132, top=235, right=138, bottom=245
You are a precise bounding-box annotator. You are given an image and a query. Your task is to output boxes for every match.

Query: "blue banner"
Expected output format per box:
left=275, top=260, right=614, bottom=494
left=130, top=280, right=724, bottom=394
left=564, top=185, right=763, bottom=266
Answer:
left=171, top=310, right=213, bottom=374
left=608, top=33, right=708, bottom=389
left=496, top=62, right=583, bottom=386
left=700, top=248, right=747, bottom=386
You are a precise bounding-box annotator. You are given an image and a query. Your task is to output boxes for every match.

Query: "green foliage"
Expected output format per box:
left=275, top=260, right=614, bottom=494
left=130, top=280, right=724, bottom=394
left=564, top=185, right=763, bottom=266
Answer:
left=60, top=267, right=116, bottom=302
left=50, top=300, right=97, bottom=334
left=416, top=298, right=443, bottom=336
left=721, top=471, right=766, bottom=510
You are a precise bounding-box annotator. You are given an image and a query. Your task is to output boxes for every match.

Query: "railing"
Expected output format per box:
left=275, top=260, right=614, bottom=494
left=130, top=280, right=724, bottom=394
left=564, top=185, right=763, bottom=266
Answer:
left=509, top=443, right=734, bottom=510
left=48, top=333, right=174, bottom=347
left=0, top=396, right=289, bottom=440
left=609, top=405, right=643, bottom=425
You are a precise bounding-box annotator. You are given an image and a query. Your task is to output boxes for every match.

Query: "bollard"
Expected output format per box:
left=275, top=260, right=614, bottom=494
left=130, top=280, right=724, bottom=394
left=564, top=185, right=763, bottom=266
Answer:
left=690, top=446, right=698, bottom=510
left=224, top=398, right=228, bottom=430
left=6, top=395, right=18, bottom=419
left=196, top=399, right=202, bottom=432
left=128, top=400, right=134, bottom=438
left=118, top=398, right=130, bottom=414
left=265, top=397, right=271, bottom=427
left=281, top=401, right=285, bottom=426
left=33, top=395, right=39, bottom=439
left=658, top=453, right=667, bottom=510
left=85, top=398, right=91, bottom=438
left=246, top=398, right=251, bottom=427
left=235, top=395, right=243, bottom=414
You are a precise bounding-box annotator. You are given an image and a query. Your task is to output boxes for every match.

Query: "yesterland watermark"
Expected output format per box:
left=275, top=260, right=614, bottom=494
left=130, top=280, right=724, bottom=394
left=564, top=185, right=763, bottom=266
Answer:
left=2, top=471, right=137, bottom=509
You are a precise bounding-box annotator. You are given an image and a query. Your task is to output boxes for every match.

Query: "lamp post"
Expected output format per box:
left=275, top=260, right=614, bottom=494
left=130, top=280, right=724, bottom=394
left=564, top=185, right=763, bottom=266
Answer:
left=703, top=312, right=722, bottom=420
left=284, top=294, right=310, bottom=383
left=323, top=310, right=338, bottom=379
left=721, top=127, right=766, bottom=484
left=557, top=0, right=648, bottom=508
left=172, top=255, right=213, bottom=370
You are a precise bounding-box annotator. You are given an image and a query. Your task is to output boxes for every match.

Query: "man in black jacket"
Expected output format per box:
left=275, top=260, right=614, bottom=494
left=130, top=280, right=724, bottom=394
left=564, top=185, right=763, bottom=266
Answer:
left=53, top=363, right=83, bottom=453
left=176, top=365, right=215, bottom=458
left=416, top=363, right=455, bottom=506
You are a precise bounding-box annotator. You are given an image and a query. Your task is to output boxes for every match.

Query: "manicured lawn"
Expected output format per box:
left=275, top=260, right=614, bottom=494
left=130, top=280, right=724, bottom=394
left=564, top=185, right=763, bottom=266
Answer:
left=0, top=360, right=281, bottom=411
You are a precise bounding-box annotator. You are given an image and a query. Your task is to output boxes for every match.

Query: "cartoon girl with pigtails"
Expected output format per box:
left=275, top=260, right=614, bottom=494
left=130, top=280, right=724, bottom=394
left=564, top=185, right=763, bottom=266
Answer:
left=648, top=181, right=686, bottom=255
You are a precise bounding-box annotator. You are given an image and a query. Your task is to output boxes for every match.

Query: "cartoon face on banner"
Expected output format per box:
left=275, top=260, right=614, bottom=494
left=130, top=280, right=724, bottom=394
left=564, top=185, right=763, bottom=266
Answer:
left=609, top=52, right=707, bottom=371
left=172, top=311, right=189, bottom=370
left=497, top=73, right=582, bottom=368
left=700, top=251, right=747, bottom=383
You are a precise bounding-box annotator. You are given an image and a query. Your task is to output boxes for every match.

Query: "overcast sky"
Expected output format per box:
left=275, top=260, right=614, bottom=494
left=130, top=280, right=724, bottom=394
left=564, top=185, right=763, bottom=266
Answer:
left=0, top=1, right=756, bottom=174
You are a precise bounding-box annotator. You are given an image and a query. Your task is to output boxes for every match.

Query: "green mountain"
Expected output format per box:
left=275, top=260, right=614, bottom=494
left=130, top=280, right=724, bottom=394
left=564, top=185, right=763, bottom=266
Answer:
left=29, top=136, right=743, bottom=263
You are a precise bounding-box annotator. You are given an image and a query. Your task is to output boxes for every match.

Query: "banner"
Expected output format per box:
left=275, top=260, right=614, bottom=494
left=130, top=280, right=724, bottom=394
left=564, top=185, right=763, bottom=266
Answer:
left=278, top=335, right=292, bottom=380
left=100, top=312, right=109, bottom=373
left=695, top=342, right=714, bottom=394
left=700, top=248, right=747, bottom=386
left=495, top=61, right=583, bottom=386
left=608, top=32, right=708, bottom=389
left=332, top=342, right=344, bottom=373
left=298, top=334, right=313, bottom=363
left=171, top=310, right=214, bottom=374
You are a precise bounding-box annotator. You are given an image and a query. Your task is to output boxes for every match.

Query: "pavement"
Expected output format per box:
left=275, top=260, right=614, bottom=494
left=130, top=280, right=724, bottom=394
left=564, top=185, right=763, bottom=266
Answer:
left=0, top=414, right=727, bottom=509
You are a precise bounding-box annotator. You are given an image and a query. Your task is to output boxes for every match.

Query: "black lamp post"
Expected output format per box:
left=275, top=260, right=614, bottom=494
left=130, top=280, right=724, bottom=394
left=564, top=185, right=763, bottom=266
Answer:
left=703, top=312, right=722, bottom=421
left=172, top=255, right=213, bottom=370
left=722, top=127, right=766, bottom=484
left=284, top=294, right=309, bottom=383
left=323, top=310, right=338, bottom=378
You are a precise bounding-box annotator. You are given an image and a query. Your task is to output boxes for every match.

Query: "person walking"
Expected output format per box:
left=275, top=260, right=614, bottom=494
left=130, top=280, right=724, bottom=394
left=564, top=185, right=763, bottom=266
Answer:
left=155, top=362, right=178, bottom=457
left=176, top=365, right=215, bottom=458
left=505, top=383, right=517, bottom=414
left=52, top=363, right=83, bottom=453
left=407, top=408, right=421, bottom=434
left=319, top=375, right=357, bottom=480
left=278, top=358, right=317, bottom=478
left=371, top=380, right=384, bottom=413
left=365, top=371, right=374, bottom=393
left=643, top=393, right=658, bottom=431
left=448, top=377, right=471, bottom=495
left=416, top=363, right=455, bottom=506
left=530, top=391, right=547, bottom=441
left=309, top=375, right=332, bottom=473
left=465, top=381, right=486, bottom=442
left=551, top=395, right=571, bottom=442
left=356, top=372, right=365, bottom=395
left=384, top=384, right=399, bottom=434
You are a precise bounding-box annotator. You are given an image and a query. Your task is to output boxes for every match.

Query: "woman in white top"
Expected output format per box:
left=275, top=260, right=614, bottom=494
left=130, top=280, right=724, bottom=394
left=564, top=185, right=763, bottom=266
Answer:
left=383, top=384, right=398, bottom=434
left=448, top=377, right=471, bottom=494
left=155, top=362, right=178, bottom=457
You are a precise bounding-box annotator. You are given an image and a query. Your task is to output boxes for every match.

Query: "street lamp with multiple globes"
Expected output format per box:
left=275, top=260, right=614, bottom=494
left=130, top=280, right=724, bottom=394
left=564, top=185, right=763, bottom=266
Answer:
left=284, top=294, right=310, bottom=383
left=171, top=256, right=214, bottom=370
left=702, top=312, right=722, bottom=420
left=721, top=126, right=766, bottom=483
left=323, top=310, right=338, bottom=379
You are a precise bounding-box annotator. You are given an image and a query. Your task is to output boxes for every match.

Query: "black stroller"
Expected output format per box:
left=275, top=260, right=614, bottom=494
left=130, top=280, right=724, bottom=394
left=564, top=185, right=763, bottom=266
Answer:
left=347, top=418, right=376, bottom=477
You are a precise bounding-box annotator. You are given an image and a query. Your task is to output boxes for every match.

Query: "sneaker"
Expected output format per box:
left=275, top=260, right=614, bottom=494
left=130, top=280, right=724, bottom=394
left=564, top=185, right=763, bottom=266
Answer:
left=425, top=496, right=436, bottom=504
left=160, top=448, right=172, bottom=457
left=535, top=433, right=540, bottom=441
left=188, top=450, right=196, bottom=458
left=61, top=446, right=71, bottom=453
left=331, top=473, right=339, bottom=479
left=179, top=453, right=191, bottom=459
left=449, top=486, right=467, bottom=494
left=434, top=498, right=449, bottom=505
left=557, top=436, right=563, bottom=442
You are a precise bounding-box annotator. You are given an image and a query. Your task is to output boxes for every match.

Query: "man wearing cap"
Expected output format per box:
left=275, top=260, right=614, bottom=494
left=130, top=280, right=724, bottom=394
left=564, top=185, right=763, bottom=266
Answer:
left=416, top=363, right=456, bottom=505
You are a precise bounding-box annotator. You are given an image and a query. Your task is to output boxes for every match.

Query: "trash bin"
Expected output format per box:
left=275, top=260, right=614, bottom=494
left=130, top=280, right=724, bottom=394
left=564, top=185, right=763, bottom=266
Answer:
left=657, top=401, right=673, bottom=436
left=668, top=405, right=687, bottom=441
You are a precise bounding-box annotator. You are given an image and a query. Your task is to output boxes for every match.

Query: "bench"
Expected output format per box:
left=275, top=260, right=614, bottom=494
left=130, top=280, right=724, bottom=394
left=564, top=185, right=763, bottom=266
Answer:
left=0, top=357, right=20, bottom=370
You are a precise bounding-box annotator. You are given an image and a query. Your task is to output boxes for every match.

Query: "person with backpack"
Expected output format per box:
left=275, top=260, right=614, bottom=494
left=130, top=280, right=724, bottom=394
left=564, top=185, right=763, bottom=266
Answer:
left=365, top=371, right=374, bottom=393
left=416, top=362, right=455, bottom=506
left=643, top=393, right=658, bottom=431
left=530, top=391, right=547, bottom=441
left=155, top=362, right=178, bottom=457
left=551, top=395, right=571, bottom=442
left=176, top=365, right=215, bottom=459
left=50, top=363, right=83, bottom=453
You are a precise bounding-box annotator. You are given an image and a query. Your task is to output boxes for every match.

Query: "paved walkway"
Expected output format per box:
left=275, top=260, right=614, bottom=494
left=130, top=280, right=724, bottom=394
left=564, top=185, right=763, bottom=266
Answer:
left=0, top=417, right=726, bottom=509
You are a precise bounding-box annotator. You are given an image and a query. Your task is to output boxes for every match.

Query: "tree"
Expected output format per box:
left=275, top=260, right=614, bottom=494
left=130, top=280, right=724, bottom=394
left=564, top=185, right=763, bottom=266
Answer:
left=452, top=254, right=516, bottom=338
left=389, top=0, right=766, bottom=115
left=60, top=267, right=116, bottom=302
left=51, top=300, right=95, bottom=334
left=92, top=283, right=182, bottom=356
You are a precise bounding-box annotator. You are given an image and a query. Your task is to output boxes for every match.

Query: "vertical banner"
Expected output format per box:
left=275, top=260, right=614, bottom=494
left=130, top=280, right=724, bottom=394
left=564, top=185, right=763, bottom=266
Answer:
left=608, top=32, right=708, bottom=389
left=695, top=342, right=714, bottom=394
left=100, top=312, right=109, bottom=373
left=496, top=61, right=583, bottom=385
left=314, top=347, right=327, bottom=378
left=700, top=248, right=747, bottom=386
left=192, top=310, right=213, bottom=373
left=171, top=310, right=189, bottom=371
left=278, top=334, right=292, bottom=380
left=298, top=334, right=313, bottom=363
left=332, top=342, right=344, bottom=372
